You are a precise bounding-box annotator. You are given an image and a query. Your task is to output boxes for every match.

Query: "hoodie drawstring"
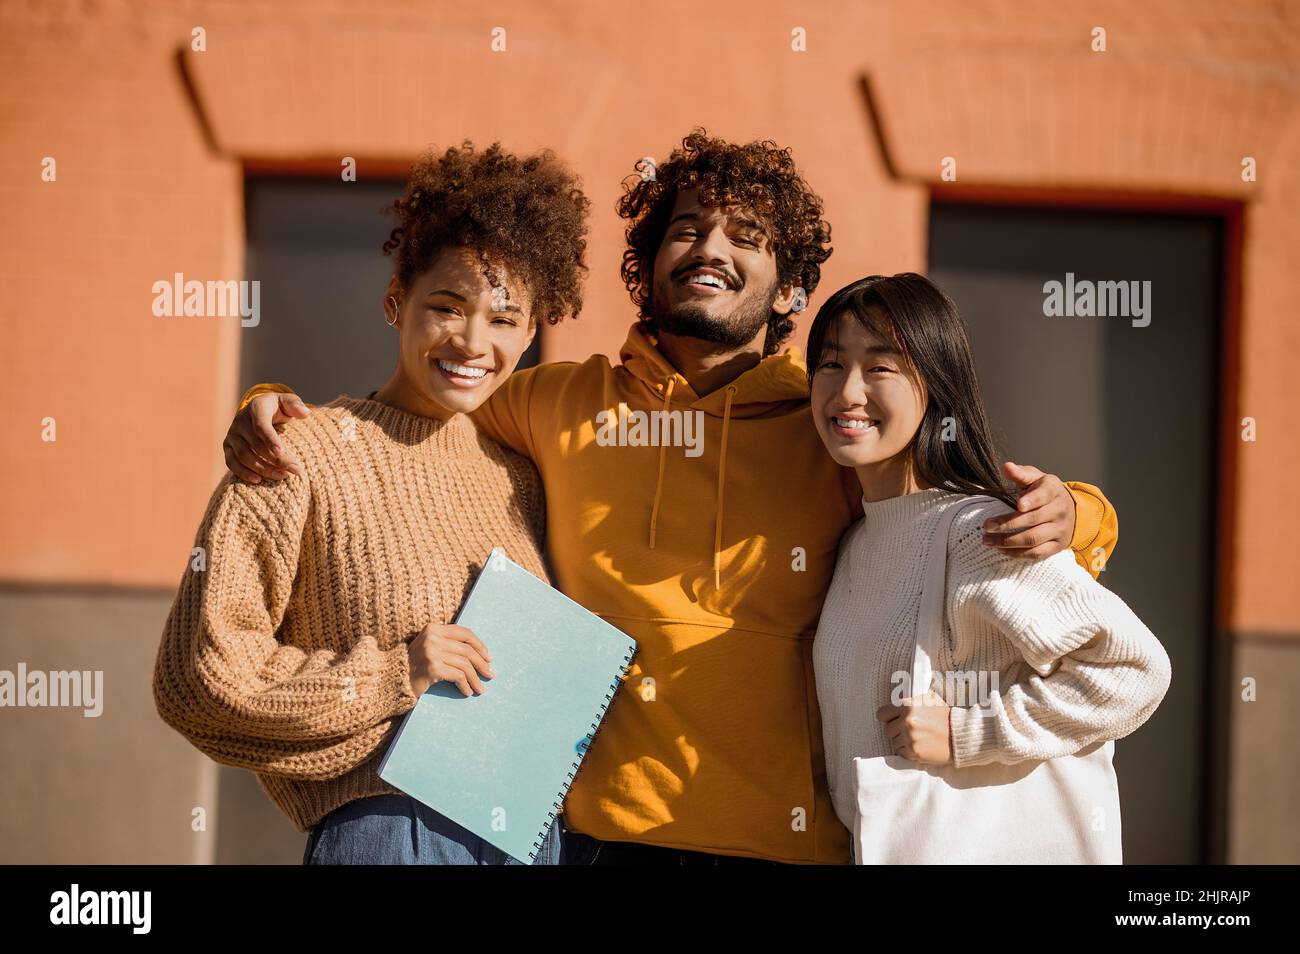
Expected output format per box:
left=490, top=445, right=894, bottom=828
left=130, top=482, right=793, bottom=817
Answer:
left=713, top=385, right=737, bottom=589
left=647, top=376, right=676, bottom=549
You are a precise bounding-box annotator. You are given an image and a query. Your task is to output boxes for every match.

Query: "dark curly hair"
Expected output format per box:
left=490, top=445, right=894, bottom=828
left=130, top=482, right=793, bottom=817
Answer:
left=382, top=141, right=590, bottom=324
left=616, top=128, right=832, bottom=354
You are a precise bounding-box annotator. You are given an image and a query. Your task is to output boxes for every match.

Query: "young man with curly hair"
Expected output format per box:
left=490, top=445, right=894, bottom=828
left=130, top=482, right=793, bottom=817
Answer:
left=224, top=130, right=1118, bottom=865
left=154, top=142, right=589, bottom=864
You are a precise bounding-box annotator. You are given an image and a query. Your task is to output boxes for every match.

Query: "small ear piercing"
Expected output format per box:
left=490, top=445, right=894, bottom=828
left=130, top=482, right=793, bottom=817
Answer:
left=385, top=296, right=399, bottom=326
left=789, top=286, right=808, bottom=314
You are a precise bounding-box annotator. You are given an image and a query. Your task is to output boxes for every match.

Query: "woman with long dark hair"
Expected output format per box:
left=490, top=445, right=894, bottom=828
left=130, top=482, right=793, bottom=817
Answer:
left=806, top=273, right=1171, bottom=862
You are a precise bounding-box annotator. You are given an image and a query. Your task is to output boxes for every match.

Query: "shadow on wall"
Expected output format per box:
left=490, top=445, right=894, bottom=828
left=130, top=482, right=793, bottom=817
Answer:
left=216, top=766, right=304, bottom=864
left=0, top=587, right=214, bottom=863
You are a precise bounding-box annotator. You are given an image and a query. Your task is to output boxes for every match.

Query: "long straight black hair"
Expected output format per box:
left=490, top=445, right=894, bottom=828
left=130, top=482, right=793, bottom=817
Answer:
left=805, top=272, right=1018, bottom=510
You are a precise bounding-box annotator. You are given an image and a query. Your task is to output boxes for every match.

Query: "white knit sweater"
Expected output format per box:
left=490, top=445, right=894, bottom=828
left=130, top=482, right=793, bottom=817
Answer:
left=813, top=487, right=1172, bottom=832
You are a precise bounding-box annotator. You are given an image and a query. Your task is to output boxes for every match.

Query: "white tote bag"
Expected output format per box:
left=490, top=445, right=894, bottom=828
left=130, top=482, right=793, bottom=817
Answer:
left=851, top=495, right=1123, bottom=865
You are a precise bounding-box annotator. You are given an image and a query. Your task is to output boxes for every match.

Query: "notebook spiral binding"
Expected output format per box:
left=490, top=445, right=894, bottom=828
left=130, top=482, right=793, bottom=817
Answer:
left=528, top=645, right=638, bottom=863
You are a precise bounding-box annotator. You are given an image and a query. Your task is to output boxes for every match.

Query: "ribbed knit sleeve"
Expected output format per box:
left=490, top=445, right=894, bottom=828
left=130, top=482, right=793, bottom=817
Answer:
left=509, top=451, right=547, bottom=549
left=470, top=364, right=542, bottom=459
left=237, top=381, right=296, bottom=412
left=944, top=501, right=1171, bottom=768
left=1062, top=479, right=1118, bottom=580
left=152, top=468, right=419, bottom=782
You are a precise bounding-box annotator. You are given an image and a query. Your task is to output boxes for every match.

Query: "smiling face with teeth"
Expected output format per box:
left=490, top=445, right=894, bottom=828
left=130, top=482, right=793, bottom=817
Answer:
left=810, top=308, right=929, bottom=492
left=646, top=188, right=798, bottom=351
left=375, top=246, right=536, bottom=420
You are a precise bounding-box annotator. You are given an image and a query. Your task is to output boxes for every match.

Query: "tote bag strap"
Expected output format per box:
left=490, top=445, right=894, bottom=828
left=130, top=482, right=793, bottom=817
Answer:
left=909, top=494, right=999, bottom=699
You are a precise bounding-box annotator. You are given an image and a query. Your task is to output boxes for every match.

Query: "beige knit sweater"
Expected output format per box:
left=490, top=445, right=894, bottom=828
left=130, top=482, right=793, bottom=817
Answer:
left=153, top=396, right=550, bottom=832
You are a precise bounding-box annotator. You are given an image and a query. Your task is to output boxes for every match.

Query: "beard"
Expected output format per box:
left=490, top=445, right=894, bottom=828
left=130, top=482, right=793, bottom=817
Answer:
left=649, top=275, right=778, bottom=350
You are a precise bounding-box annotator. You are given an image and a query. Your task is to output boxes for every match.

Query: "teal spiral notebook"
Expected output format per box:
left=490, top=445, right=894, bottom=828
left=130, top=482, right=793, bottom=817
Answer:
left=378, top=547, right=637, bottom=863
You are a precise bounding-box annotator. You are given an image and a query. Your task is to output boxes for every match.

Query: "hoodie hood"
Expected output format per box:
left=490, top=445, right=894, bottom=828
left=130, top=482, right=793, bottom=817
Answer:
left=618, top=321, right=812, bottom=416
left=618, top=322, right=814, bottom=588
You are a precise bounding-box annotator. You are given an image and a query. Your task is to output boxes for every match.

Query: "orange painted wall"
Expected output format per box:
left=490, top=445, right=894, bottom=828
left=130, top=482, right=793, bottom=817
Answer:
left=1, top=0, right=1297, bottom=638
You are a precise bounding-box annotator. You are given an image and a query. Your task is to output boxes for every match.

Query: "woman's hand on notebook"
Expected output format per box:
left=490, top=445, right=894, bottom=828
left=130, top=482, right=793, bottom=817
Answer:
left=407, top=623, right=495, bottom=697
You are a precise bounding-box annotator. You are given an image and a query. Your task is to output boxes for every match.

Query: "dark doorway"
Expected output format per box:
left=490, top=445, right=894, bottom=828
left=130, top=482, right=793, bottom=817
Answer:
left=928, top=202, right=1222, bottom=863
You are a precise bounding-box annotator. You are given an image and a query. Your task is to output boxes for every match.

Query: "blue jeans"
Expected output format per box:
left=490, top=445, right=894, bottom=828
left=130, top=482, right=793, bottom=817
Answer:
left=303, top=794, right=562, bottom=865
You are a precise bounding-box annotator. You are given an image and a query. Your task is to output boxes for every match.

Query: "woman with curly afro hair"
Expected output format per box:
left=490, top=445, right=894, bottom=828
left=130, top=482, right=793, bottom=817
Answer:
left=155, top=142, right=589, bottom=865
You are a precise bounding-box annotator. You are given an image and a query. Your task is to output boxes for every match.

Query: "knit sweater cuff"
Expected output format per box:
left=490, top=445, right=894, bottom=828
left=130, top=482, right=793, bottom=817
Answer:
left=238, top=382, right=296, bottom=413
left=385, top=646, right=420, bottom=714
left=950, top=704, right=998, bottom=767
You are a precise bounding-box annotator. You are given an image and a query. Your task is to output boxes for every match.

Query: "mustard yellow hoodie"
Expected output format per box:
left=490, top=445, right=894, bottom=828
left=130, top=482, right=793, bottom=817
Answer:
left=243, top=322, right=1117, bottom=863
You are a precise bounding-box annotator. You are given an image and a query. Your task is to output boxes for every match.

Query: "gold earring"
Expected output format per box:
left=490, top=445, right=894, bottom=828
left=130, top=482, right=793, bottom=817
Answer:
left=386, top=296, right=399, bottom=326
